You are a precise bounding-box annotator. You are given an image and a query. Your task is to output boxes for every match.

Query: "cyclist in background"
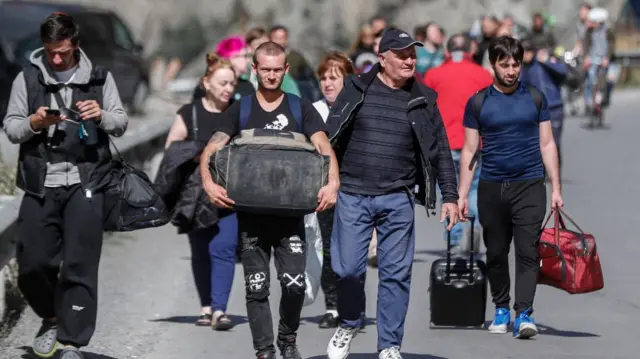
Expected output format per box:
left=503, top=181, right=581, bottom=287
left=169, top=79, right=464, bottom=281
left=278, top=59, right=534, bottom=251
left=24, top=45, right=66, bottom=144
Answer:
left=582, top=8, right=615, bottom=113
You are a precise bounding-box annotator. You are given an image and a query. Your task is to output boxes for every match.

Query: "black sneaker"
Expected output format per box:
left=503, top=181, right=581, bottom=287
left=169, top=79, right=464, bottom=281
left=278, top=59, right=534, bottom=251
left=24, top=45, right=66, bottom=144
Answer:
left=277, top=338, right=302, bottom=359
left=318, top=313, right=339, bottom=329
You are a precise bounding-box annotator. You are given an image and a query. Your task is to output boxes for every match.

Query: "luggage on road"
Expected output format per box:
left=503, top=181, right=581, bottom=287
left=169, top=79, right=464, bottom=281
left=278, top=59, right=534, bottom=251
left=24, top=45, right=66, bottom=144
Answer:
left=538, top=208, right=604, bottom=294
left=429, top=216, right=488, bottom=328
left=209, top=129, right=330, bottom=217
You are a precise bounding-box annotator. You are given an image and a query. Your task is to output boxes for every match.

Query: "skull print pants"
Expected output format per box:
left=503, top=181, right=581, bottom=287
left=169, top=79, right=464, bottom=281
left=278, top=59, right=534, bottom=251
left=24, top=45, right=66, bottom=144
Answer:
left=238, top=212, right=307, bottom=354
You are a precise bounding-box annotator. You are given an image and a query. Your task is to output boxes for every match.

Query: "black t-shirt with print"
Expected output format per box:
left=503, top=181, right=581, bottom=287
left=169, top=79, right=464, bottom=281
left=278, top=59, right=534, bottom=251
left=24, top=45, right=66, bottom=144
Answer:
left=177, top=99, right=227, bottom=143
left=217, top=94, right=327, bottom=139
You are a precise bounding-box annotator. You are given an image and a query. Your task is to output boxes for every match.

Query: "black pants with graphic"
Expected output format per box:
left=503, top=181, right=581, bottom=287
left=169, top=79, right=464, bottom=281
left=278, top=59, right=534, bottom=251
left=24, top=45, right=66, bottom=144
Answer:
left=238, top=212, right=307, bottom=354
left=477, top=178, right=546, bottom=315
left=317, top=209, right=338, bottom=310
left=16, top=185, right=104, bottom=347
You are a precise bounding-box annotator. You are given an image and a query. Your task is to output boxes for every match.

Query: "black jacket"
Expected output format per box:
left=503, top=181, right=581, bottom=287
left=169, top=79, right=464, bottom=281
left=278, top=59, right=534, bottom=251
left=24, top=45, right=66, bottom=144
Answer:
left=154, top=140, right=218, bottom=234
left=19, top=64, right=113, bottom=198
left=325, top=64, right=458, bottom=211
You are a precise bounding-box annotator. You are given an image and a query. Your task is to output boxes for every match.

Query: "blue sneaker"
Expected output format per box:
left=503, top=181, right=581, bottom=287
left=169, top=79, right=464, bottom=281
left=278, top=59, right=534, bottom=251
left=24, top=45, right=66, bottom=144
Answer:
left=488, top=308, right=510, bottom=334
left=513, top=308, right=538, bottom=339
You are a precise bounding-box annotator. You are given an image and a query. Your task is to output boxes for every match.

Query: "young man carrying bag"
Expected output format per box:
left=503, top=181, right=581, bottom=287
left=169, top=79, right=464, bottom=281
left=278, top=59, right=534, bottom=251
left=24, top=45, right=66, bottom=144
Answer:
left=200, top=41, right=339, bottom=359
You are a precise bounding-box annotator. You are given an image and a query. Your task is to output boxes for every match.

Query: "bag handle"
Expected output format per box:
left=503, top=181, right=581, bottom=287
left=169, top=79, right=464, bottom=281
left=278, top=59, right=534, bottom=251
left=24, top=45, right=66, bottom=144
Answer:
left=445, top=215, right=476, bottom=283
left=541, top=208, right=589, bottom=249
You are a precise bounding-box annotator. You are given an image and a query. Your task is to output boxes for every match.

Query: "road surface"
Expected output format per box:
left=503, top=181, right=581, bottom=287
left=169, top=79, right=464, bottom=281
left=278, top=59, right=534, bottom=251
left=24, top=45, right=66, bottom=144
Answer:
left=1, top=90, right=639, bottom=359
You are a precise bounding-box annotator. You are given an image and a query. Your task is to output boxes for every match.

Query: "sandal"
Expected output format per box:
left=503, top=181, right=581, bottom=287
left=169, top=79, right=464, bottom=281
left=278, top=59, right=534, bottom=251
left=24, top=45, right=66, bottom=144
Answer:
left=212, top=313, right=234, bottom=331
left=195, top=313, right=212, bottom=326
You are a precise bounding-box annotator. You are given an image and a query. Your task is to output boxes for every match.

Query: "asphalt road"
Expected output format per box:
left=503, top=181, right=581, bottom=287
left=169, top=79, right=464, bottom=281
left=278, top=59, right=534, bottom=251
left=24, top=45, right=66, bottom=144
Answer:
left=1, top=90, right=639, bottom=359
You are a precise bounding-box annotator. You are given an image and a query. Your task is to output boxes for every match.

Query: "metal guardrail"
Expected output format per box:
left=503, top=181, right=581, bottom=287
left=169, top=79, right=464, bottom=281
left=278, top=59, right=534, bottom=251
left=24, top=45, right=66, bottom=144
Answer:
left=616, top=50, right=640, bottom=67
left=0, top=111, right=175, bottom=271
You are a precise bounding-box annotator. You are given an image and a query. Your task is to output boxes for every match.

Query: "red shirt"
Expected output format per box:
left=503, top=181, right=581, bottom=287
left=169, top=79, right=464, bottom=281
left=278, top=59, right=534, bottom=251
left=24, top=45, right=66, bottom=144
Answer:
left=424, top=57, right=493, bottom=150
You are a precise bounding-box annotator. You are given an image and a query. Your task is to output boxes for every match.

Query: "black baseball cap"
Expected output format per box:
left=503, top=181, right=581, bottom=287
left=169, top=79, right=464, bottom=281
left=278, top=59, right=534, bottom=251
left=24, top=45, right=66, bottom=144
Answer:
left=378, top=28, right=424, bottom=53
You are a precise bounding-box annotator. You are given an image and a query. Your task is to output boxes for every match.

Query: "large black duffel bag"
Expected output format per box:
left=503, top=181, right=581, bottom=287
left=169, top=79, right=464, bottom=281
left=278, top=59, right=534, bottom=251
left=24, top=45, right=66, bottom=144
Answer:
left=209, top=129, right=329, bottom=217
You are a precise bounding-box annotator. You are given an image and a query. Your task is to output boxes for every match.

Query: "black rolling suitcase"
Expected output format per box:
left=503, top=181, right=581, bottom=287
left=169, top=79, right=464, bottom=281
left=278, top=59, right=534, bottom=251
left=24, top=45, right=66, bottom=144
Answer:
left=429, top=216, right=488, bottom=328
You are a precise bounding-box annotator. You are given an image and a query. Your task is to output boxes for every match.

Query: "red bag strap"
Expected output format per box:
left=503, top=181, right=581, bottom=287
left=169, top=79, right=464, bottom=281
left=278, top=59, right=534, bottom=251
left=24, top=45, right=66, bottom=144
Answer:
left=541, top=208, right=587, bottom=246
left=540, top=210, right=561, bottom=246
left=556, top=208, right=587, bottom=234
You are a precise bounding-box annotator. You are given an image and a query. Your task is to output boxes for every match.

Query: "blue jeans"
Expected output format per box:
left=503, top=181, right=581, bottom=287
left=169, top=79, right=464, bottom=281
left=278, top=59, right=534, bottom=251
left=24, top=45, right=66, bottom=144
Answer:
left=188, top=212, right=238, bottom=312
left=439, top=150, right=481, bottom=246
left=584, top=59, right=606, bottom=108
left=331, top=190, right=415, bottom=351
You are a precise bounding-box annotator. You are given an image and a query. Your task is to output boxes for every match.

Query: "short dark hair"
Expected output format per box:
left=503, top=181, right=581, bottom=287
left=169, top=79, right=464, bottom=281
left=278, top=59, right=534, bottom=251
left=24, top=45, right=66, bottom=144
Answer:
left=580, top=2, right=593, bottom=10
left=446, top=33, right=471, bottom=53
left=269, top=25, right=288, bottom=35
left=253, top=41, right=287, bottom=65
left=414, top=24, right=427, bottom=38
left=520, top=37, right=536, bottom=52
left=40, top=12, right=80, bottom=45
left=488, top=35, right=523, bottom=65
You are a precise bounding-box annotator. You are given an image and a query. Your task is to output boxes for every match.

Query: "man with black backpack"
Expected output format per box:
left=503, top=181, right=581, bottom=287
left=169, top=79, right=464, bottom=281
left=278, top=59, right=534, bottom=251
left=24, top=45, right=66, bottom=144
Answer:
left=200, top=41, right=339, bottom=359
left=2, top=13, right=127, bottom=359
left=457, top=35, right=562, bottom=340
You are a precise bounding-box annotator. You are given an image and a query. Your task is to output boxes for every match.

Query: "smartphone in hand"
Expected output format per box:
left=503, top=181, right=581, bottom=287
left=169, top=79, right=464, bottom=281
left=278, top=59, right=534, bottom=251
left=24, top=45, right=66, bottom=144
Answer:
left=45, top=109, right=61, bottom=117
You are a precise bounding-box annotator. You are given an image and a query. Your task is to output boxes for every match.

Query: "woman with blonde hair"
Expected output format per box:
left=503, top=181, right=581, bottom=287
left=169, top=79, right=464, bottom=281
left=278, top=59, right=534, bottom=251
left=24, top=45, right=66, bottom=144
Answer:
left=349, top=24, right=378, bottom=74
left=164, top=52, right=239, bottom=331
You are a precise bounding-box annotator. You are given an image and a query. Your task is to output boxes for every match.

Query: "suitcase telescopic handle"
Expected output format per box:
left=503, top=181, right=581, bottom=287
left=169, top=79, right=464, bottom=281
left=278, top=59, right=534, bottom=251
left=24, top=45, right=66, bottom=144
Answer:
left=445, top=215, right=476, bottom=283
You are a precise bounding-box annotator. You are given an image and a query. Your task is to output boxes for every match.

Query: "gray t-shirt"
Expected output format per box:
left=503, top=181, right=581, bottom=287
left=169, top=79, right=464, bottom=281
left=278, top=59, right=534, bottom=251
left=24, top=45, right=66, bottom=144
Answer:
left=54, top=65, right=78, bottom=84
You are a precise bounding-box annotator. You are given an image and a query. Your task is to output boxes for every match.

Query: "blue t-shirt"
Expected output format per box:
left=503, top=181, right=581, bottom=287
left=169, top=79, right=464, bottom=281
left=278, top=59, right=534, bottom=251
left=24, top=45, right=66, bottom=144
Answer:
left=463, top=83, right=550, bottom=182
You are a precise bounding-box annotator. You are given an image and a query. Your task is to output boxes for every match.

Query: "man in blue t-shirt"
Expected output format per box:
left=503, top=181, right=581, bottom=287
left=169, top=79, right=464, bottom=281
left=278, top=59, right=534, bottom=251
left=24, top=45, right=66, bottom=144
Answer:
left=457, top=35, right=563, bottom=340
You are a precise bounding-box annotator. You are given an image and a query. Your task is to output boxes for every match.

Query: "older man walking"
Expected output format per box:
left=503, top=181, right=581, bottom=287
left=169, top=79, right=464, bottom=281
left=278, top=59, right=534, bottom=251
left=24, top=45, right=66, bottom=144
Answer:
left=325, top=28, right=460, bottom=359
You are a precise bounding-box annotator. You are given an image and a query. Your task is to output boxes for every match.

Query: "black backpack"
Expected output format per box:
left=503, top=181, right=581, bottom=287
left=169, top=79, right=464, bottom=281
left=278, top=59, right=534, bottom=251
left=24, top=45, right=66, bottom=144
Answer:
left=468, top=85, right=543, bottom=170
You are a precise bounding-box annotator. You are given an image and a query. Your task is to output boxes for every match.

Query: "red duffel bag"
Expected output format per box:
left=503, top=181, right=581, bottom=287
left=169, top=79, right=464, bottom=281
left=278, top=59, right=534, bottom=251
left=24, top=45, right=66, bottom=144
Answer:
left=538, top=208, right=604, bottom=294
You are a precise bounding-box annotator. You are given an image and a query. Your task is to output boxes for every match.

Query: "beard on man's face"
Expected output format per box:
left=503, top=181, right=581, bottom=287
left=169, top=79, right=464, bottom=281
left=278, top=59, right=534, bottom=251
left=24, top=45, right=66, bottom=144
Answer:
left=494, top=69, right=519, bottom=87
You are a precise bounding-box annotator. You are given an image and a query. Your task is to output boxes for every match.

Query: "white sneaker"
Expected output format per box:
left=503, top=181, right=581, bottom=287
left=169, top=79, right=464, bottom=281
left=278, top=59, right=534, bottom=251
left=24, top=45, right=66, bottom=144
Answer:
left=379, top=346, right=402, bottom=359
left=327, top=327, right=358, bottom=359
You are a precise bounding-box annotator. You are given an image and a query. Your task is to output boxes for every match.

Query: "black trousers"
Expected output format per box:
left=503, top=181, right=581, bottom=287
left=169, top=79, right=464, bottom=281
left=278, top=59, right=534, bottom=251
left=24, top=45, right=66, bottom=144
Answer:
left=16, top=185, right=104, bottom=347
left=238, top=212, right=307, bottom=354
left=477, top=178, right=546, bottom=315
left=317, top=209, right=337, bottom=310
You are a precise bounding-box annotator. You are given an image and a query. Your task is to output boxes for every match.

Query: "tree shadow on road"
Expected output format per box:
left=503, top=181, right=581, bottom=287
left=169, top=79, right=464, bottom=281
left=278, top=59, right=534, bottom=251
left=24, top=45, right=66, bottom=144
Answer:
left=308, top=354, right=448, bottom=359
left=148, top=314, right=248, bottom=326
left=18, top=346, right=118, bottom=358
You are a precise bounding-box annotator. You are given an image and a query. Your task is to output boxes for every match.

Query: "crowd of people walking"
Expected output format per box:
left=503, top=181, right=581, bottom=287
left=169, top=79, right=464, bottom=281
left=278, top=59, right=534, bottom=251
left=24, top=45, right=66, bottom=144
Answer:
left=0, top=3, right=617, bottom=359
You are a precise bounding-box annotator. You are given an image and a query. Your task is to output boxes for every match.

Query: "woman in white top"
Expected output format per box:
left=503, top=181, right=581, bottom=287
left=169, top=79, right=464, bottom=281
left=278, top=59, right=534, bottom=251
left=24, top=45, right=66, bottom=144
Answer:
left=312, top=52, right=363, bottom=329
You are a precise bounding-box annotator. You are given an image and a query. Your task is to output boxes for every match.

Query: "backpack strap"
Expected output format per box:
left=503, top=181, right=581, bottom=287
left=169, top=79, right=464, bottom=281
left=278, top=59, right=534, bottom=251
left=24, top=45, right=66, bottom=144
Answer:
left=469, top=87, right=488, bottom=171
left=239, top=95, right=253, bottom=130
left=88, top=65, right=108, bottom=109
left=525, top=84, right=543, bottom=112
left=191, top=102, right=198, bottom=139
left=285, top=93, right=303, bottom=132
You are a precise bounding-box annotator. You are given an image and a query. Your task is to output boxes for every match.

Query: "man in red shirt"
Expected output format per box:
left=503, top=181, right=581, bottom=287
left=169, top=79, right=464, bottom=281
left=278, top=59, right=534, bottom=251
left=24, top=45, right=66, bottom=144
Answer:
left=424, top=33, right=493, bottom=253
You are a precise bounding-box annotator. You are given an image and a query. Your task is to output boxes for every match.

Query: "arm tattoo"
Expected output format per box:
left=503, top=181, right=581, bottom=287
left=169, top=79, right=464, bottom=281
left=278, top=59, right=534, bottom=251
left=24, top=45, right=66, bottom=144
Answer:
left=208, top=132, right=230, bottom=149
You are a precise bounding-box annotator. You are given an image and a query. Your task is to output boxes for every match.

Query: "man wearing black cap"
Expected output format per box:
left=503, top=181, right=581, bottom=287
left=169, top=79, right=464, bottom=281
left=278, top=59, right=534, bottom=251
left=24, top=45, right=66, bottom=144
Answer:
left=325, top=28, right=459, bottom=359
